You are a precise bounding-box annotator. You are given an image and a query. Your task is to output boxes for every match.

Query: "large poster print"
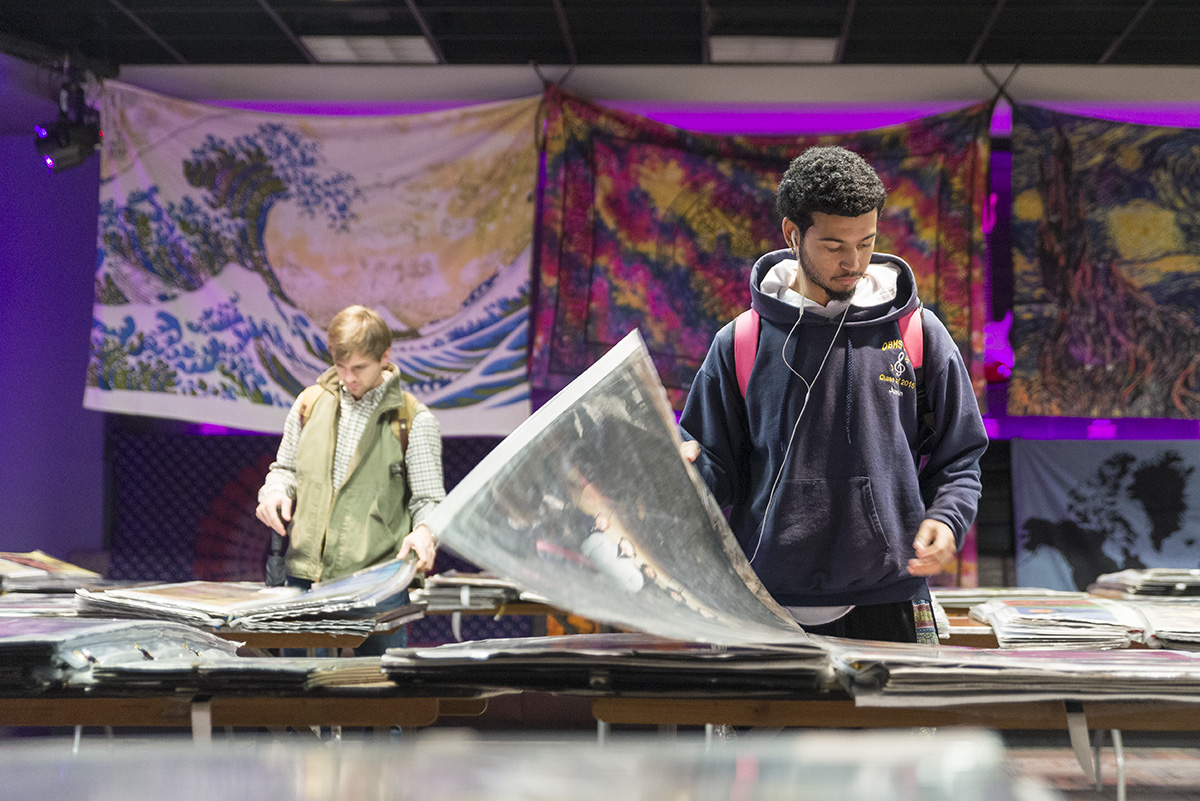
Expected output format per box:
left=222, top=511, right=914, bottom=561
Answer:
left=533, top=86, right=991, bottom=410
left=1013, top=439, right=1200, bottom=591
left=86, top=83, right=540, bottom=435
left=1009, top=104, right=1200, bottom=418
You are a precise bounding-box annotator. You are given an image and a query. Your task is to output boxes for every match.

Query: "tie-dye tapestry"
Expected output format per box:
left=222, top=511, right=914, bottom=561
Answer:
left=532, top=86, right=991, bottom=410
left=1009, top=104, right=1200, bottom=418
left=86, top=82, right=540, bottom=435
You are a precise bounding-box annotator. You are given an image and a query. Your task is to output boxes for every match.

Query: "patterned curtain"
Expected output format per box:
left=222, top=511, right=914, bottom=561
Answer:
left=1009, top=104, right=1200, bottom=418
left=86, top=83, right=541, bottom=436
left=532, top=86, right=991, bottom=409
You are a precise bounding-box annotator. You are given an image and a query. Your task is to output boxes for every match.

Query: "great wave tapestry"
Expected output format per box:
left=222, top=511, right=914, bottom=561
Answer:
left=1009, top=104, right=1200, bottom=418
left=533, top=86, right=991, bottom=410
left=1013, top=439, right=1200, bottom=591
left=86, top=83, right=540, bottom=435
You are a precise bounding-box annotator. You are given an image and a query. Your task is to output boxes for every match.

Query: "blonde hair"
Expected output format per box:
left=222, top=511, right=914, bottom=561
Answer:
left=327, top=305, right=392, bottom=362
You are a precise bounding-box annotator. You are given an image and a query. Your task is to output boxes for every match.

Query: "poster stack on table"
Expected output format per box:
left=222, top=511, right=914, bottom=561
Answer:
left=932, top=586, right=1090, bottom=611
left=0, top=616, right=239, bottom=691
left=0, top=550, right=104, bottom=593
left=76, top=557, right=425, bottom=637
left=1087, top=569, right=1200, bottom=650
left=382, top=631, right=831, bottom=697
left=1089, top=568, right=1200, bottom=599
left=412, top=571, right=549, bottom=613
left=969, top=597, right=1151, bottom=649
left=0, top=592, right=81, bottom=617
left=930, top=587, right=1093, bottom=643
left=825, top=637, right=1200, bottom=707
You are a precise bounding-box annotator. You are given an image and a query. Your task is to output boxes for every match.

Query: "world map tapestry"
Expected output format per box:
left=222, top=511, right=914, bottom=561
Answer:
left=1009, top=104, right=1200, bottom=418
left=1013, top=439, right=1200, bottom=591
left=532, top=86, right=991, bottom=409
left=86, top=83, right=540, bottom=435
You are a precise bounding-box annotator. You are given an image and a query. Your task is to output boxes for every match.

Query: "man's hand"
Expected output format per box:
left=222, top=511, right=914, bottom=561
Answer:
left=680, top=440, right=700, bottom=463
left=399, top=524, right=438, bottom=572
left=907, top=518, right=957, bottom=577
left=255, top=490, right=293, bottom=537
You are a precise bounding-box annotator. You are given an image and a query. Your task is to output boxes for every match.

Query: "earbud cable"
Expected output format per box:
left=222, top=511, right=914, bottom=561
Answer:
left=747, top=302, right=851, bottom=563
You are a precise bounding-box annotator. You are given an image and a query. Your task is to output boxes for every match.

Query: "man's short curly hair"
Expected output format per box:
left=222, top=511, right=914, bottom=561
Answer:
left=774, top=146, right=886, bottom=234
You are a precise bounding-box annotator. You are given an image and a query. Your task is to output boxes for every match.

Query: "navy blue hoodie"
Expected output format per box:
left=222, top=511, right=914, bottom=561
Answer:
left=680, top=249, right=988, bottom=608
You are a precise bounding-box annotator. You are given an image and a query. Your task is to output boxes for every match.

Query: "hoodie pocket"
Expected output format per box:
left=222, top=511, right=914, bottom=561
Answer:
left=757, top=476, right=896, bottom=594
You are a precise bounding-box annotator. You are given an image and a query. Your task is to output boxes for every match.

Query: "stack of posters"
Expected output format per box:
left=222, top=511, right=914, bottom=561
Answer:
left=1126, top=602, right=1200, bottom=650
left=411, top=571, right=537, bottom=612
left=0, top=550, right=102, bottom=592
left=89, top=655, right=397, bottom=694
left=932, top=587, right=1090, bottom=610
left=969, top=597, right=1150, bottom=649
left=0, top=617, right=238, bottom=691
left=826, top=637, right=1200, bottom=707
left=423, top=330, right=811, bottom=649
left=1089, top=568, right=1200, bottom=598
left=382, top=631, right=831, bottom=697
left=0, top=592, right=80, bottom=617
left=76, top=556, right=423, bottom=636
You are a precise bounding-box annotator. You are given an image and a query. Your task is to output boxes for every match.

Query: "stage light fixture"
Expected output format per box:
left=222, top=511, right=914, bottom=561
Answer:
left=34, top=76, right=102, bottom=175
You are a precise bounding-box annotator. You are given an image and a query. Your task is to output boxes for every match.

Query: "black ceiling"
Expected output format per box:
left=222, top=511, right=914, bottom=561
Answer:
left=2, top=0, right=1199, bottom=76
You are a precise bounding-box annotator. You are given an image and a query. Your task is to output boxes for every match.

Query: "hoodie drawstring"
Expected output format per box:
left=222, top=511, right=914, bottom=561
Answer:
left=844, top=337, right=853, bottom=445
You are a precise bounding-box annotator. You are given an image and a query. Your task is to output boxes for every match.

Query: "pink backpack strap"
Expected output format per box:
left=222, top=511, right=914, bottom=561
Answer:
left=733, top=308, right=760, bottom=398
left=898, top=306, right=924, bottom=369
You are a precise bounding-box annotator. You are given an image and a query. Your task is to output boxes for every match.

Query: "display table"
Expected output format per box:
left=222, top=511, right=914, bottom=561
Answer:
left=591, top=696, right=1200, bottom=731
left=209, top=630, right=370, bottom=650
left=941, top=614, right=1000, bottom=648
left=0, top=692, right=488, bottom=739
left=590, top=694, right=1198, bottom=798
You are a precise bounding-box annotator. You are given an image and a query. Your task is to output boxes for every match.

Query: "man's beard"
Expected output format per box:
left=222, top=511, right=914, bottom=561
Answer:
left=799, top=249, right=859, bottom=303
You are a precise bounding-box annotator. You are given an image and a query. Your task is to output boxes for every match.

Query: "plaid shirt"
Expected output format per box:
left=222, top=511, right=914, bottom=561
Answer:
left=260, top=379, right=445, bottom=528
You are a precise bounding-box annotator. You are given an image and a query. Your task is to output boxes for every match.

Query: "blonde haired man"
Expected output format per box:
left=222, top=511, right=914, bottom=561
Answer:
left=256, top=305, right=444, bottom=653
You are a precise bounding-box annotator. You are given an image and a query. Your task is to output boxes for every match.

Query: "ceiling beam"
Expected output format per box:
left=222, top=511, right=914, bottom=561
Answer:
left=967, top=0, right=1007, bottom=64
left=550, top=0, right=577, bottom=66
left=834, top=0, right=857, bottom=65
left=112, top=64, right=1200, bottom=106
left=253, top=0, right=315, bottom=64
left=404, top=0, right=446, bottom=65
left=0, top=31, right=117, bottom=78
left=106, top=0, right=187, bottom=64
left=1099, top=0, right=1157, bottom=64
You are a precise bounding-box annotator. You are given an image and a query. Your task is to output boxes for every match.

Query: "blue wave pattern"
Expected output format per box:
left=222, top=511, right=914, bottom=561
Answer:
left=89, top=89, right=534, bottom=430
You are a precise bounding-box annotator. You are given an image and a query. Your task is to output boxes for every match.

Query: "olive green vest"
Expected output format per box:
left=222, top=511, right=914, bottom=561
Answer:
left=286, top=366, right=422, bottom=582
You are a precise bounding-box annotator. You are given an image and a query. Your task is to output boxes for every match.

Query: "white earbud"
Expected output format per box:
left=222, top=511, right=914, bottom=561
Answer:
left=789, top=230, right=808, bottom=301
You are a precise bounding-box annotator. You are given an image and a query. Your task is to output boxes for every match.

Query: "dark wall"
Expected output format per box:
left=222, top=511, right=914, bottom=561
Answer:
left=0, top=134, right=105, bottom=559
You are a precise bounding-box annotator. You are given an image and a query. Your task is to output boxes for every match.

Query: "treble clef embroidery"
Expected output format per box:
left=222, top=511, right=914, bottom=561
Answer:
left=891, top=349, right=908, bottom=378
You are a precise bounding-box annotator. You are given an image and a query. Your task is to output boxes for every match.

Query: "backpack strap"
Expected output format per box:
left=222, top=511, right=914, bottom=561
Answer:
left=297, top=382, right=421, bottom=457
left=899, top=306, right=935, bottom=443
left=733, top=308, right=760, bottom=398
left=294, top=384, right=325, bottom=428
left=898, top=306, right=924, bottom=370
left=390, top=390, right=424, bottom=456
left=733, top=304, right=932, bottom=441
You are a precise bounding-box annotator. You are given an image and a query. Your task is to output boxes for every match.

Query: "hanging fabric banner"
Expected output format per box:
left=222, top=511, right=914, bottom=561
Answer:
left=1013, top=439, right=1200, bottom=591
left=532, top=85, right=991, bottom=409
left=1009, top=104, right=1200, bottom=418
left=86, top=82, right=540, bottom=435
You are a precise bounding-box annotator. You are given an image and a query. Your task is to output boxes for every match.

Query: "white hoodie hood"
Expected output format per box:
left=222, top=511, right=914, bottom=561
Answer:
left=759, top=258, right=900, bottom=318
